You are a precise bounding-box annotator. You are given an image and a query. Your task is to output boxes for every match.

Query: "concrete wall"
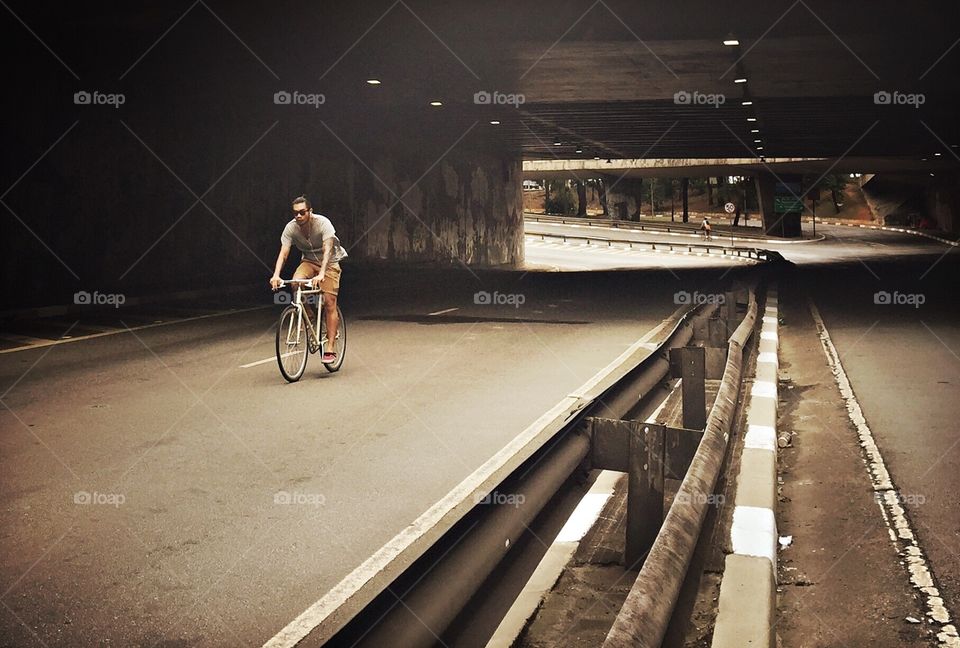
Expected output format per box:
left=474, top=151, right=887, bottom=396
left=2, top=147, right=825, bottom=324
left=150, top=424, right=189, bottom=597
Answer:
left=2, top=4, right=524, bottom=309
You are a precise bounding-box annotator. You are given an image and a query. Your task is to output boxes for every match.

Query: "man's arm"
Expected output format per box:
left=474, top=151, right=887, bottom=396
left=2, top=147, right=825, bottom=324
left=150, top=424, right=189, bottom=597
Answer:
left=271, top=244, right=291, bottom=289
left=311, top=238, right=334, bottom=288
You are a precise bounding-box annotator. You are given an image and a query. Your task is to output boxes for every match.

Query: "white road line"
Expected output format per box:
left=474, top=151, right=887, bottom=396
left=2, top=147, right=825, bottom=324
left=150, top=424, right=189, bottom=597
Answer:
left=0, top=306, right=270, bottom=355
left=809, top=298, right=960, bottom=646
left=428, top=307, right=459, bottom=316
left=240, top=352, right=297, bottom=369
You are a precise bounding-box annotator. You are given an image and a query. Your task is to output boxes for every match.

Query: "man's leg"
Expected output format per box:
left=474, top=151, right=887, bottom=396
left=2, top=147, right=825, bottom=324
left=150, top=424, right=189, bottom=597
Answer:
left=323, top=292, right=339, bottom=354
left=293, top=261, right=321, bottom=322
left=320, top=264, right=341, bottom=357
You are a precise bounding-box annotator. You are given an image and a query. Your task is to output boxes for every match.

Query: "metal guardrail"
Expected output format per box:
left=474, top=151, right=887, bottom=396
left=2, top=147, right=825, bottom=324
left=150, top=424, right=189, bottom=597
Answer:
left=304, top=283, right=763, bottom=647
left=603, top=287, right=760, bottom=648
left=526, top=213, right=824, bottom=244
left=526, top=229, right=775, bottom=263
left=264, top=305, right=716, bottom=648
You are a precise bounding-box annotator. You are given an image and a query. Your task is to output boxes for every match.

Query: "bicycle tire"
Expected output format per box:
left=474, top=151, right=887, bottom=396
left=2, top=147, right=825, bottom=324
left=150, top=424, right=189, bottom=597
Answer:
left=276, top=305, right=309, bottom=382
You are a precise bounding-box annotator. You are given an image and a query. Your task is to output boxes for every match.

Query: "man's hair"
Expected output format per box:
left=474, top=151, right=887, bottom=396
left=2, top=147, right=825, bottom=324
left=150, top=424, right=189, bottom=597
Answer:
left=292, top=195, right=311, bottom=209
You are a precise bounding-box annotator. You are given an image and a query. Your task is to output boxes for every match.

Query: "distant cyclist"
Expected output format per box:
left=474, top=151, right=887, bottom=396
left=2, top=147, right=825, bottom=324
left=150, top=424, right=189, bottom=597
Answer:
left=270, top=196, right=347, bottom=364
left=699, top=217, right=713, bottom=240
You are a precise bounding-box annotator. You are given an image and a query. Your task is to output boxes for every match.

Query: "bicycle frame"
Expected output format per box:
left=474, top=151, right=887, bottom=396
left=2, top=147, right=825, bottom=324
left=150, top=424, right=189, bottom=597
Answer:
left=280, top=279, right=327, bottom=349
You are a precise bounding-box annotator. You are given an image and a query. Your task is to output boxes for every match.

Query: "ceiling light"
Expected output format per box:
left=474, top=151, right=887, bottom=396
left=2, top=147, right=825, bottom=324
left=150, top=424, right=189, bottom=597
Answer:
left=576, top=147, right=583, bottom=153
left=734, top=78, right=747, bottom=84
left=742, top=100, right=753, bottom=106
left=934, top=152, right=942, bottom=157
left=594, top=156, right=600, bottom=160
left=750, top=129, right=760, bottom=133
left=756, top=146, right=764, bottom=150
left=754, top=139, right=762, bottom=143
left=366, top=79, right=381, bottom=85
left=430, top=100, right=442, bottom=106
left=747, top=117, right=757, bottom=122
left=723, top=39, right=740, bottom=46
left=553, top=139, right=562, bottom=146
left=489, top=120, right=500, bottom=125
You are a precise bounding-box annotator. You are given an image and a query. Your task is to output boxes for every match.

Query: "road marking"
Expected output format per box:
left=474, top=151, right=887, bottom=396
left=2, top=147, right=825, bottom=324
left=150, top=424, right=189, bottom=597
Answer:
left=809, top=298, right=960, bottom=645
left=0, top=306, right=270, bottom=355
left=428, top=307, right=459, bottom=316
left=240, top=352, right=297, bottom=369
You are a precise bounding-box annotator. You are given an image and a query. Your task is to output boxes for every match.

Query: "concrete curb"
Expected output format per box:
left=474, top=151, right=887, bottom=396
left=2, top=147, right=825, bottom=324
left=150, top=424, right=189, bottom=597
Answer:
left=803, top=218, right=959, bottom=247
left=524, top=232, right=772, bottom=265
left=712, top=289, right=779, bottom=648
left=526, top=213, right=825, bottom=245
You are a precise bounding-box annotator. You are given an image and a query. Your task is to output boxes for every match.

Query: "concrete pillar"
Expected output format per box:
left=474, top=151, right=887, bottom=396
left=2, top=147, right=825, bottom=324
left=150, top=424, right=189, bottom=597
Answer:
left=754, top=172, right=777, bottom=235
left=926, top=172, right=960, bottom=233
left=681, top=177, right=689, bottom=223
left=347, top=143, right=524, bottom=267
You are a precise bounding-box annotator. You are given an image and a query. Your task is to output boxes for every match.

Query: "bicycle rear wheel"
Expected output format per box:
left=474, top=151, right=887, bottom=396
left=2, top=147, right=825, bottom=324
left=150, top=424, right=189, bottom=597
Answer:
left=321, top=305, right=346, bottom=372
left=276, top=306, right=308, bottom=382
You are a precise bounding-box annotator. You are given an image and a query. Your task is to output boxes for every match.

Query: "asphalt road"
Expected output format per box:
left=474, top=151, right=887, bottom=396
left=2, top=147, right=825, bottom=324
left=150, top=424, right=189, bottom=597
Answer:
left=2, top=224, right=957, bottom=647
left=792, top=239, right=960, bottom=620
left=2, top=267, right=739, bottom=647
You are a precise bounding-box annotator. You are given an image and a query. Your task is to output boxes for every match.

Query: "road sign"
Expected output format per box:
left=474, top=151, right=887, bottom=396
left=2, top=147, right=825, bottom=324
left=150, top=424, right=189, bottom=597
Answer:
left=724, top=202, right=736, bottom=213
left=774, top=196, right=804, bottom=214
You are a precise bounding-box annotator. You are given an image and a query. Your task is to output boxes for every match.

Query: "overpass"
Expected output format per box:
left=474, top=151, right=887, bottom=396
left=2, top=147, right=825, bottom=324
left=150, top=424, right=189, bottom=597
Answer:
left=3, top=4, right=960, bottom=647
left=3, top=1, right=960, bottom=307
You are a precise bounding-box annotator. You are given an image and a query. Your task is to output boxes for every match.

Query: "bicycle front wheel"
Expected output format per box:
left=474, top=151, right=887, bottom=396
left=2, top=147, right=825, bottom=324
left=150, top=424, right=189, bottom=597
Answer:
left=276, top=306, right=309, bottom=382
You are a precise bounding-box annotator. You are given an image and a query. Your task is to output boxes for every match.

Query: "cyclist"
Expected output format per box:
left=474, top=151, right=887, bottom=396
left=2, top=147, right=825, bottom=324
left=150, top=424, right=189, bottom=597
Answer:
left=270, top=195, right=347, bottom=363
left=699, top=216, right=712, bottom=240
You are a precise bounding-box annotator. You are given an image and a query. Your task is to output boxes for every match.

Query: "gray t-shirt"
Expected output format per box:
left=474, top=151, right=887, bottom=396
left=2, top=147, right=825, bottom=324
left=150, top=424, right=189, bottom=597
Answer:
left=281, top=214, right=348, bottom=264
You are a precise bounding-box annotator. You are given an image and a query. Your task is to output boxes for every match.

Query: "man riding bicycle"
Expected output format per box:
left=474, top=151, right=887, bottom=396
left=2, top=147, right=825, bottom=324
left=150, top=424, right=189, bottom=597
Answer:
left=270, top=195, right=347, bottom=363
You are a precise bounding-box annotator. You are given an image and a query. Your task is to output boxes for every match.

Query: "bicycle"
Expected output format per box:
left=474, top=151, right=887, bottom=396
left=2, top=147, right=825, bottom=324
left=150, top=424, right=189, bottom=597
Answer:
left=273, top=279, right=346, bottom=382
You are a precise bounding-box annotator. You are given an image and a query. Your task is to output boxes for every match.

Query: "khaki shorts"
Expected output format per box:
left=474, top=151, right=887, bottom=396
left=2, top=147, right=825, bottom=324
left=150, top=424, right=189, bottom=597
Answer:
left=293, top=261, right=341, bottom=296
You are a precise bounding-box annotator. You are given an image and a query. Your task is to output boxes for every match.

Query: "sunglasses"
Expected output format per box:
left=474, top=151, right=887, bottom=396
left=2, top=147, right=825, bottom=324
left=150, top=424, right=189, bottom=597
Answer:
left=294, top=208, right=309, bottom=216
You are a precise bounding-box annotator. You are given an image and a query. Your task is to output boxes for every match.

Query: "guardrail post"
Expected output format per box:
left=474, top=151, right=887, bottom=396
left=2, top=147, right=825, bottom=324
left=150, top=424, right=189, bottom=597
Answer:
left=670, top=347, right=707, bottom=430
left=626, top=422, right=664, bottom=569
left=723, top=291, right=738, bottom=337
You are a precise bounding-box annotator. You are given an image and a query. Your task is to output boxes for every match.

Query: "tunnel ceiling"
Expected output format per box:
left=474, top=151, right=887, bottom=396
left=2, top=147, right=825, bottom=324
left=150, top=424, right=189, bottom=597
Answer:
left=7, top=0, right=960, bottom=167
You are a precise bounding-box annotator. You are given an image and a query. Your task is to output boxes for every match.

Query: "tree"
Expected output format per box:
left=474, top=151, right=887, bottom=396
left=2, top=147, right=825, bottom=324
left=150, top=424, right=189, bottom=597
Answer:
left=804, top=174, right=850, bottom=214
left=544, top=180, right=576, bottom=215
left=576, top=180, right=587, bottom=216
left=596, top=179, right=609, bottom=217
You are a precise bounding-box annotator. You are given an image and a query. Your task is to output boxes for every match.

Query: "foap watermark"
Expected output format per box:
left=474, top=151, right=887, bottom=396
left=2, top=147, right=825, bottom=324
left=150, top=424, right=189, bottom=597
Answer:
left=74, top=490, right=125, bottom=507
left=674, top=491, right=726, bottom=506
left=274, top=90, right=326, bottom=108
left=74, top=90, right=125, bottom=108
left=473, top=90, right=525, bottom=107
left=674, top=290, right=725, bottom=305
left=474, top=291, right=525, bottom=308
left=873, top=90, right=925, bottom=108
left=74, top=290, right=126, bottom=308
left=874, top=290, right=925, bottom=308
left=474, top=490, right=526, bottom=508
left=273, top=291, right=317, bottom=306
left=274, top=490, right=326, bottom=507
left=876, top=491, right=926, bottom=506
left=673, top=90, right=725, bottom=108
